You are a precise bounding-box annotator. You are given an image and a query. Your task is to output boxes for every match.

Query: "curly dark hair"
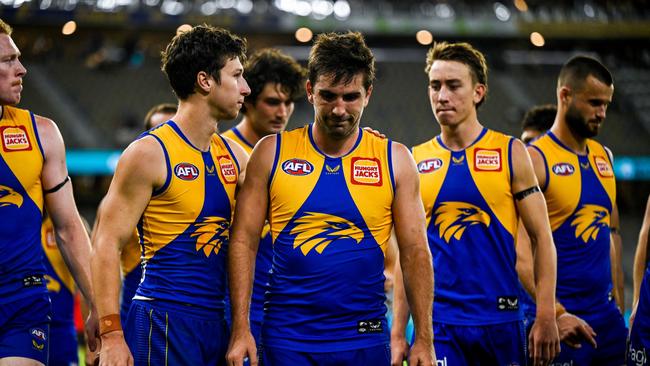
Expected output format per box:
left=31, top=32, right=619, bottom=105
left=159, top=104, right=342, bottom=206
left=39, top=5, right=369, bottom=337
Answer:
left=521, top=104, right=556, bottom=133
left=242, top=48, right=306, bottom=113
left=425, top=42, right=489, bottom=108
left=161, top=25, right=247, bottom=100
left=308, top=31, right=375, bottom=91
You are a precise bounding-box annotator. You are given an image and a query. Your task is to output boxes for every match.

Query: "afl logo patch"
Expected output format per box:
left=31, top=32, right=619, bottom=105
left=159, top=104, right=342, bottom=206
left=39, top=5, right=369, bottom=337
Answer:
left=351, top=157, right=382, bottom=186
left=474, top=148, right=501, bottom=172
left=594, top=156, right=614, bottom=178
left=217, top=156, right=237, bottom=184
left=417, top=158, right=443, bottom=174
left=282, top=159, right=313, bottom=176
left=1, top=126, right=32, bottom=152
left=174, top=162, right=200, bottom=181
left=552, top=162, right=575, bottom=176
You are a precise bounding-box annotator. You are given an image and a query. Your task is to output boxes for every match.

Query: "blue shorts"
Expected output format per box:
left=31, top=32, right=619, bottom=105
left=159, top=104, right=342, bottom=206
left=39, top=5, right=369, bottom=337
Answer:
left=260, top=343, right=390, bottom=366
left=0, top=294, right=51, bottom=364
left=433, top=321, right=527, bottom=366
left=628, top=325, right=650, bottom=366
left=553, top=311, right=626, bottom=365
left=125, top=299, right=229, bottom=366
left=49, top=323, right=78, bottom=366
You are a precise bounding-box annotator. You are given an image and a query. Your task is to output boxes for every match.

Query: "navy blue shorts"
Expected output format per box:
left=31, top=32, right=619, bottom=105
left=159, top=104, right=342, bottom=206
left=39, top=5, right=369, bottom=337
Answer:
left=49, top=323, right=78, bottom=366
left=125, top=299, right=229, bottom=366
left=552, top=311, right=626, bottom=365
left=0, top=294, right=51, bottom=364
left=433, top=321, right=527, bottom=366
left=260, top=343, right=390, bottom=366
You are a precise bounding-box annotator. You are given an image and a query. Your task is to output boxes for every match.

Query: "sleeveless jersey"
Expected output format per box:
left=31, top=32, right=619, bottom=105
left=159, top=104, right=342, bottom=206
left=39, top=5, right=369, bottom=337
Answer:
left=530, top=132, right=617, bottom=318
left=412, top=128, right=521, bottom=325
left=42, top=215, right=75, bottom=326
left=0, top=105, right=47, bottom=303
left=222, top=127, right=272, bottom=329
left=119, top=232, right=142, bottom=318
left=264, top=124, right=395, bottom=351
left=134, top=121, right=240, bottom=311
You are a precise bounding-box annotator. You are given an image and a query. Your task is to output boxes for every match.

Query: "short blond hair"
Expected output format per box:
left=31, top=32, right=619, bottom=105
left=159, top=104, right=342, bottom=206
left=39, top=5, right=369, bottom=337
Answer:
left=0, top=19, right=12, bottom=35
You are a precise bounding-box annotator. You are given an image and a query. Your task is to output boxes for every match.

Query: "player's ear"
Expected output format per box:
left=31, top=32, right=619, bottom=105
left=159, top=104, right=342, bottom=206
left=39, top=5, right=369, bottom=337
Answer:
left=196, top=71, right=212, bottom=95
left=306, top=80, right=314, bottom=104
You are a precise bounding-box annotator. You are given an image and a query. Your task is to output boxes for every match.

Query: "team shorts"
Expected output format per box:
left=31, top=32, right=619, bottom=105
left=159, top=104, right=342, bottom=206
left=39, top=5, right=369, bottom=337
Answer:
left=0, top=294, right=51, bottom=364
left=259, top=343, right=390, bottom=366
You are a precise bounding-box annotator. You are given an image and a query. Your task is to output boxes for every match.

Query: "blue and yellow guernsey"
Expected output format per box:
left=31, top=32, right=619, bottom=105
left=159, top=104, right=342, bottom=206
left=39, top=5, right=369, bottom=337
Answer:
left=264, top=124, right=395, bottom=351
left=413, top=128, right=521, bottom=325
left=134, top=121, right=240, bottom=313
left=222, top=127, right=271, bottom=334
left=42, top=215, right=75, bottom=326
left=530, top=132, right=617, bottom=320
left=0, top=106, right=47, bottom=303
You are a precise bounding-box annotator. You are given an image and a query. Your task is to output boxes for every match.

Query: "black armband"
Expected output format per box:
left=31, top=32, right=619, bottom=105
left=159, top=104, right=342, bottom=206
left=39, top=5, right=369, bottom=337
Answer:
left=44, top=176, right=70, bottom=194
left=513, top=185, right=540, bottom=201
left=610, top=227, right=620, bottom=234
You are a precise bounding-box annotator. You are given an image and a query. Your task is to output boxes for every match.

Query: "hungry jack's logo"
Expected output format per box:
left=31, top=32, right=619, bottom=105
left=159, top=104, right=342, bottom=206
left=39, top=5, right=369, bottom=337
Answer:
left=289, top=212, right=365, bottom=255
left=1, top=126, right=32, bottom=152
left=434, top=202, right=491, bottom=243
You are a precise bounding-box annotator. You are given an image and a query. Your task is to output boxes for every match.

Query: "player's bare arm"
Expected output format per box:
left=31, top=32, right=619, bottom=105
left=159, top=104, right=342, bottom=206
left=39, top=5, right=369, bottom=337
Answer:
left=226, top=135, right=275, bottom=366
left=631, top=195, right=650, bottom=326
left=390, top=244, right=411, bottom=366
left=91, top=136, right=166, bottom=366
left=513, top=140, right=560, bottom=364
left=37, top=115, right=99, bottom=351
left=390, top=142, right=435, bottom=366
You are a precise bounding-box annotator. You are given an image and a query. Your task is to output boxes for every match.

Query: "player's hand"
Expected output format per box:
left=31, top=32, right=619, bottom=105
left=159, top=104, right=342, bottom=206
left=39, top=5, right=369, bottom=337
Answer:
left=226, top=328, right=258, bottom=366
left=86, top=339, right=100, bottom=366
left=390, top=334, right=409, bottom=366
left=528, top=314, right=560, bottom=365
left=85, top=307, right=100, bottom=353
left=557, top=312, right=597, bottom=349
left=362, top=126, right=386, bottom=139
left=407, top=338, right=436, bottom=366
left=98, top=331, right=134, bottom=366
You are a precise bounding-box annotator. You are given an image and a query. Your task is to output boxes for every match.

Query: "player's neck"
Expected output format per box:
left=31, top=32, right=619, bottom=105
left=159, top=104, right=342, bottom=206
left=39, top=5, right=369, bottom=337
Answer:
left=439, top=118, right=484, bottom=151
left=551, top=119, right=588, bottom=155
left=311, top=123, right=360, bottom=158
left=236, top=118, right=262, bottom=146
left=174, top=102, right=218, bottom=152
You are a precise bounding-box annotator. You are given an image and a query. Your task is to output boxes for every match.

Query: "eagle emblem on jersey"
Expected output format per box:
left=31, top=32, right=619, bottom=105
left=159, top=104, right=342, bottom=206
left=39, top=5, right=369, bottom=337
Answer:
left=0, top=185, right=23, bottom=208
left=571, top=204, right=610, bottom=243
left=190, top=216, right=230, bottom=257
left=434, top=202, right=491, bottom=243
left=290, top=212, right=364, bottom=255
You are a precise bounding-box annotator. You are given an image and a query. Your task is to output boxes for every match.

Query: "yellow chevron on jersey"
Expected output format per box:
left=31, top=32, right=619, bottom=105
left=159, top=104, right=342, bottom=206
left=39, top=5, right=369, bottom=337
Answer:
left=413, top=129, right=517, bottom=237
left=41, top=215, right=75, bottom=294
left=0, top=106, right=44, bottom=214
left=222, top=127, right=254, bottom=154
left=139, top=124, right=239, bottom=261
left=434, top=201, right=491, bottom=243
left=269, top=125, right=394, bottom=254
left=531, top=135, right=615, bottom=231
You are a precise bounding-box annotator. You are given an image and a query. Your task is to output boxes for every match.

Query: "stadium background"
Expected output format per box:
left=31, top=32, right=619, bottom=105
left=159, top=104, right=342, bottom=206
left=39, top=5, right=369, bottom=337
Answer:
left=1, top=0, right=649, bottom=346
